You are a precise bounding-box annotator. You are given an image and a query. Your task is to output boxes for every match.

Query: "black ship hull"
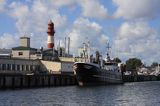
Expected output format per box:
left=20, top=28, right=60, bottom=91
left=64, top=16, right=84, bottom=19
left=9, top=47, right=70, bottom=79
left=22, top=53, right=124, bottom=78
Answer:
left=73, top=63, right=123, bottom=86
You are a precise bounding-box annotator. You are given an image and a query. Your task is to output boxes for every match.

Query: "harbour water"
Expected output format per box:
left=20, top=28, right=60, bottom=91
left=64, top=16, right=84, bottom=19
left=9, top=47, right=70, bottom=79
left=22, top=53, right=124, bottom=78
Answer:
left=0, top=81, right=160, bottom=106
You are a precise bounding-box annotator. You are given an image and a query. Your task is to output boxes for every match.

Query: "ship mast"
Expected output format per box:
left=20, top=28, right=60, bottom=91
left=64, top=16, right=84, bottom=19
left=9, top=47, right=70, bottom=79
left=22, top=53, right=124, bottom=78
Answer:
left=83, top=40, right=90, bottom=63
left=87, top=41, right=90, bottom=63
left=106, top=42, right=111, bottom=62
left=83, top=42, right=87, bottom=62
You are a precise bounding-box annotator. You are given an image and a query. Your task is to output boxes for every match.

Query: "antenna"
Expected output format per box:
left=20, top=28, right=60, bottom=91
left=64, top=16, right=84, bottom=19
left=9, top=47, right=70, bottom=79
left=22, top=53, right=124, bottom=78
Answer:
left=106, top=42, right=111, bottom=61
left=83, top=42, right=87, bottom=62
left=57, top=39, right=60, bottom=56
left=65, top=37, right=66, bottom=56
left=87, top=40, right=90, bottom=63
left=68, top=37, right=70, bottom=56
left=106, top=42, right=111, bottom=53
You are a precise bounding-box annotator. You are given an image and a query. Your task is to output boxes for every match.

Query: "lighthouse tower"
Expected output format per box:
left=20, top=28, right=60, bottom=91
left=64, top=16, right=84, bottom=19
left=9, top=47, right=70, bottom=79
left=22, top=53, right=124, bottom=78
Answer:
left=47, top=20, right=55, bottom=49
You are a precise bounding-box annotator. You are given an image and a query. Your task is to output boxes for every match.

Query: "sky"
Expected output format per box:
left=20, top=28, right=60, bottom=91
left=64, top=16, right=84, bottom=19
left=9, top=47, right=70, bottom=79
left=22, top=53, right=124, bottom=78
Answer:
left=0, top=0, right=160, bottom=64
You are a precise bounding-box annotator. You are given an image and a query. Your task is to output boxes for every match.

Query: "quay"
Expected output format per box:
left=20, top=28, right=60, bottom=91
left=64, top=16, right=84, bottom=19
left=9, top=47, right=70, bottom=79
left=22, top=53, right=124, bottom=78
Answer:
left=0, top=73, right=77, bottom=89
left=123, top=75, right=160, bottom=82
left=1, top=74, right=160, bottom=89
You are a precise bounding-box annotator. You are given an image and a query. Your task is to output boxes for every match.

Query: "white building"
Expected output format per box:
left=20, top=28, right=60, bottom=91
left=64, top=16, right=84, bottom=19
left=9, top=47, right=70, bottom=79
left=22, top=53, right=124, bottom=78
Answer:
left=40, top=60, right=74, bottom=74
left=0, top=58, right=41, bottom=74
left=0, top=36, right=75, bottom=75
left=12, top=37, right=42, bottom=59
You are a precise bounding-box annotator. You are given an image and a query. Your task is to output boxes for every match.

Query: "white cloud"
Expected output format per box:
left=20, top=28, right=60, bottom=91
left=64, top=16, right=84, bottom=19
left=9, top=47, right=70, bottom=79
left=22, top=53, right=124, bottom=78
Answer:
left=0, top=0, right=6, bottom=12
left=7, top=0, right=67, bottom=48
left=31, top=0, right=67, bottom=29
left=50, top=0, right=76, bottom=8
left=50, top=0, right=110, bottom=19
left=99, top=34, right=109, bottom=45
left=49, top=0, right=109, bottom=19
left=9, top=2, right=30, bottom=34
left=113, top=21, right=160, bottom=64
left=112, top=0, right=160, bottom=63
left=78, top=0, right=109, bottom=19
left=0, top=33, right=18, bottom=48
left=68, top=18, right=108, bottom=54
left=113, top=0, right=160, bottom=20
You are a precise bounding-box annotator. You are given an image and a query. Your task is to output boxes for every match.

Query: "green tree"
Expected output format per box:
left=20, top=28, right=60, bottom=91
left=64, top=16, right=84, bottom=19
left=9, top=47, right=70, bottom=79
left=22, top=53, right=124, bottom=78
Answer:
left=151, top=62, right=158, bottom=68
left=113, top=57, right=121, bottom=63
left=126, top=58, right=142, bottom=75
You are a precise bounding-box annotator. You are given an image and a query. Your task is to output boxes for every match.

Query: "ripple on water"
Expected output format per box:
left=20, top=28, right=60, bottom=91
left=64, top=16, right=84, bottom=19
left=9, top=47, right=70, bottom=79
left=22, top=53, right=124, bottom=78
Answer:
left=0, top=81, right=160, bottom=106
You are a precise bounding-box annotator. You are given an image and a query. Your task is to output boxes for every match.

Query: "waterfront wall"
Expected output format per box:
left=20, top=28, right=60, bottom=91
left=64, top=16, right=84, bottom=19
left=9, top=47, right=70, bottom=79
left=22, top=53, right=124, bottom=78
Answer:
left=123, top=75, right=160, bottom=82
left=0, top=74, right=77, bottom=89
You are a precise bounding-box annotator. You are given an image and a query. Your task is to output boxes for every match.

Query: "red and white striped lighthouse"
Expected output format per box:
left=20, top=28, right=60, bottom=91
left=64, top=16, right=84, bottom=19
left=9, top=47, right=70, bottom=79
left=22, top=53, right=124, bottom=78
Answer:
left=47, top=20, right=55, bottom=49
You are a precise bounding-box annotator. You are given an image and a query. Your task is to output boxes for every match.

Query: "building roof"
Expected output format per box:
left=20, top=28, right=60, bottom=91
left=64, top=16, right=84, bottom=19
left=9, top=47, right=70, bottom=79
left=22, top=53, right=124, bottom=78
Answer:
left=43, top=49, right=58, bottom=56
left=20, top=36, right=30, bottom=39
left=12, top=46, right=37, bottom=51
left=0, top=49, right=11, bottom=54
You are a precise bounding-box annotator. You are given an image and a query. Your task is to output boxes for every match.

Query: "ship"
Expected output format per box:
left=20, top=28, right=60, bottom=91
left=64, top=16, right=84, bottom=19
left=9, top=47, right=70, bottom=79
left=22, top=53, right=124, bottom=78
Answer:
left=73, top=42, right=123, bottom=86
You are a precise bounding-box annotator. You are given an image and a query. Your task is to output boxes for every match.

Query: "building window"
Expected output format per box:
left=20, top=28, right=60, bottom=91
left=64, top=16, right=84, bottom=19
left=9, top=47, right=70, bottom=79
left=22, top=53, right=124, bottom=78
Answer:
left=30, top=65, right=32, bottom=71
left=12, top=64, right=15, bottom=70
left=0, top=64, right=1, bottom=70
left=26, top=65, right=29, bottom=71
left=7, top=64, right=11, bottom=70
left=17, top=65, right=20, bottom=71
left=35, top=65, right=40, bottom=71
left=2, top=64, right=6, bottom=70
left=22, top=65, right=24, bottom=71
left=18, top=52, right=23, bottom=56
left=30, top=65, right=34, bottom=71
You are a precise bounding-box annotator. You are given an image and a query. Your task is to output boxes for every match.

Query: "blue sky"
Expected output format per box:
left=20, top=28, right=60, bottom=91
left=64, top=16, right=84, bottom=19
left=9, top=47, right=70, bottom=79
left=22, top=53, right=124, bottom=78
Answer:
left=0, top=0, right=160, bottom=64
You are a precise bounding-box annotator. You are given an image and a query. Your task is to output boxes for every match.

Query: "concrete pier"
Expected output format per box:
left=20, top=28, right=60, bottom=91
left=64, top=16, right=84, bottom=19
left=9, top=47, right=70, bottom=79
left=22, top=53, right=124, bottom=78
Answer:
left=0, top=74, right=77, bottom=89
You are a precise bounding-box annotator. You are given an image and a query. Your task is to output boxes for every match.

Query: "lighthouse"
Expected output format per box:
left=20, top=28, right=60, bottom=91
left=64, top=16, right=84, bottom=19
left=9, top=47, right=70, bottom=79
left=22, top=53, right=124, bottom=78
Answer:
left=47, top=20, right=55, bottom=49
